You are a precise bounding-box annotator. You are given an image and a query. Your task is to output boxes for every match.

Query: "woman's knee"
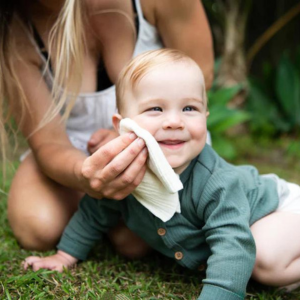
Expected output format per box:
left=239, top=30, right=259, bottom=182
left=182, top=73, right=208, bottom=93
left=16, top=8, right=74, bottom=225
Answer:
left=8, top=195, right=66, bottom=251
left=9, top=213, right=63, bottom=251
left=7, top=156, right=81, bottom=251
left=8, top=192, right=79, bottom=251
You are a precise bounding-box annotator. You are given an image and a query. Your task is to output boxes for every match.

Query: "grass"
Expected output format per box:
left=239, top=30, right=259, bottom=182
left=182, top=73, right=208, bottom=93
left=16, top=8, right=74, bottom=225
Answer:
left=1, top=135, right=300, bottom=299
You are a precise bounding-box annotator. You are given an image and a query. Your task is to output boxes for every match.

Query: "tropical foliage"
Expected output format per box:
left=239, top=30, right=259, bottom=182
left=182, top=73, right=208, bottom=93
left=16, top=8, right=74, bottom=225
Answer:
left=207, top=83, right=251, bottom=159
left=246, top=49, right=300, bottom=137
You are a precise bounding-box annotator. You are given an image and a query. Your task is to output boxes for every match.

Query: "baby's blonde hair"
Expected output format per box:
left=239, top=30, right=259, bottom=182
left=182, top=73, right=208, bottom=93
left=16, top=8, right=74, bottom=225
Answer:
left=116, top=48, right=207, bottom=113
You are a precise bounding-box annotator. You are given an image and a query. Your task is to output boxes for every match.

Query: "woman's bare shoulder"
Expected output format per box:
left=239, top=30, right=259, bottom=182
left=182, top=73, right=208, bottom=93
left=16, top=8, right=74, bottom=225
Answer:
left=140, top=0, right=202, bottom=27
left=154, top=0, right=202, bottom=19
left=10, top=17, right=42, bottom=68
left=85, top=0, right=137, bottom=50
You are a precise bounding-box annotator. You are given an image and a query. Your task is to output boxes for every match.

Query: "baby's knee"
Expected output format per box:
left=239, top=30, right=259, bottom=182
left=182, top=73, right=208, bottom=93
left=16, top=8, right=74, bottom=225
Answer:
left=109, top=223, right=151, bottom=259
left=252, top=249, right=283, bottom=285
left=115, top=241, right=151, bottom=259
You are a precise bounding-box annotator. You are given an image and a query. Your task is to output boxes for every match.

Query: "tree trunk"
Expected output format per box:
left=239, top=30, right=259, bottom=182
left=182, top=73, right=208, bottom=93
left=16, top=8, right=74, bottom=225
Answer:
left=217, top=0, right=251, bottom=106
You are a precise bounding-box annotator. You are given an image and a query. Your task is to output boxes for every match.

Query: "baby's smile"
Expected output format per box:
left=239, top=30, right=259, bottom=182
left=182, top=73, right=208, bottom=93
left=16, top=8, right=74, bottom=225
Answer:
left=116, top=58, right=209, bottom=174
left=158, top=140, right=185, bottom=150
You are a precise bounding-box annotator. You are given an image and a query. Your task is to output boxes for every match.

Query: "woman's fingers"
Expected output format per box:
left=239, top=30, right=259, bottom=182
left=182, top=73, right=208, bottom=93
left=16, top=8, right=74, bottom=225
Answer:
left=99, top=138, right=146, bottom=182
left=103, top=147, right=148, bottom=200
left=82, top=133, right=138, bottom=179
left=90, top=133, right=138, bottom=165
left=81, top=133, right=148, bottom=199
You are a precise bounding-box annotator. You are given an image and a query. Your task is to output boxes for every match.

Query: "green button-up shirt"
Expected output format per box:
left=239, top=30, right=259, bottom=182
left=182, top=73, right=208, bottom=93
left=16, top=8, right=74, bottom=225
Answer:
left=58, top=145, right=279, bottom=300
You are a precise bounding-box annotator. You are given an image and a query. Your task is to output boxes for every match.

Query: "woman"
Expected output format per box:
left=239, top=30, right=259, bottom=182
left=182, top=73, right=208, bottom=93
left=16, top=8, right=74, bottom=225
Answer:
left=0, top=0, right=214, bottom=254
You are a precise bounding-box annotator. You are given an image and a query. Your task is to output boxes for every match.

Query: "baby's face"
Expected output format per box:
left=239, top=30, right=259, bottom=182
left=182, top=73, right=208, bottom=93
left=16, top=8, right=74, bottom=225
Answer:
left=119, top=61, right=208, bottom=174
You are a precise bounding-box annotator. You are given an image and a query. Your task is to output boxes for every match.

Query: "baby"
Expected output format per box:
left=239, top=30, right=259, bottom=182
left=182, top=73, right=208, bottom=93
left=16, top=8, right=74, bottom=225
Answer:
left=24, top=49, right=300, bottom=300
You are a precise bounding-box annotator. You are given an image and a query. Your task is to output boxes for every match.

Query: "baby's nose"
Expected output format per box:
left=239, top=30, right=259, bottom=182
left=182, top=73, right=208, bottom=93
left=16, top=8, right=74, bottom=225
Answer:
left=162, top=114, right=184, bottom=129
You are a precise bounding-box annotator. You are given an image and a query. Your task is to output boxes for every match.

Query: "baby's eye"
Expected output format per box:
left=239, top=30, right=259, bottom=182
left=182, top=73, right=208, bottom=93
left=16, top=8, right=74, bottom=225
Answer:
left=149, top=107, right=162, bottom=112
left=183, top=106, right=195, bottom=112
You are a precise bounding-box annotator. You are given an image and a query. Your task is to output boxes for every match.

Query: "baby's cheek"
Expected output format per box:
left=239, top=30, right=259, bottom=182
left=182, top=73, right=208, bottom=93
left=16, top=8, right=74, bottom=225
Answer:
left=132, top=117, right=156, bottom=133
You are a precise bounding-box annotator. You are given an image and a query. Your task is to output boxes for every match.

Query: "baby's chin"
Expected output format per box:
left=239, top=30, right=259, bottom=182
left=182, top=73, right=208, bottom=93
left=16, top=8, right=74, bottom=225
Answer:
left=168, top=161, right=189, bottom=175
left=158, top=150, right=184, bottom=172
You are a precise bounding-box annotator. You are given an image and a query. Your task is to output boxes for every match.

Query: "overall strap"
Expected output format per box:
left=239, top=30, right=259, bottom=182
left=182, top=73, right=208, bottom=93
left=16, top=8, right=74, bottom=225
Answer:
left=31, top=24, right=53, bottom=73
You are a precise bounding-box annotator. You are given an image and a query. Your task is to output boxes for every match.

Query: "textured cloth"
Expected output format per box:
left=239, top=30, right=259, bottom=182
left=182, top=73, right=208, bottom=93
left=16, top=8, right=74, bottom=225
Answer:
left=119, top=118, right=182, bottom=222
left=58, top=145, right=280, bottom=300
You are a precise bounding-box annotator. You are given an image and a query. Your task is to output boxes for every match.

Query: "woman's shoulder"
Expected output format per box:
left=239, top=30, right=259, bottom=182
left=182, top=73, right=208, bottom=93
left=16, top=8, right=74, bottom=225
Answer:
left=86, top=0, right=137, bottom=42
left=86, top=0, right=138, bottom=16
left=139, top=0, right=199, bottom=27
left=153, top=0, right=201, bottom=20
left=86, top=0, right=156, bottom=27
left=10, top=17, right=41, bottom=67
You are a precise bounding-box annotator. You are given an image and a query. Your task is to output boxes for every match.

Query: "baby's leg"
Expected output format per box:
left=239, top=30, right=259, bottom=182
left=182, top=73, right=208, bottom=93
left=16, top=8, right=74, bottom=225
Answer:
left=251, top=211, right=300, bottom=287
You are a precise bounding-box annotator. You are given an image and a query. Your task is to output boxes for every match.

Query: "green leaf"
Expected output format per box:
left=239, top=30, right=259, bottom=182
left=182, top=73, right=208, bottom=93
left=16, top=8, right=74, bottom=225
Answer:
left=207, top=105, right=250, bottom=133
left=275, top=55, right=300, bottom=125
left=207, top=105, right=230, bottom=128
left=214, top=111, right=251, bottom=133
left=208, top=84, right=243, bottom=105
left=295, top=46, right=300, bottom=75
left=210, top=136, right=237, bottom=160
left=246, top=80, right=291, bottom=134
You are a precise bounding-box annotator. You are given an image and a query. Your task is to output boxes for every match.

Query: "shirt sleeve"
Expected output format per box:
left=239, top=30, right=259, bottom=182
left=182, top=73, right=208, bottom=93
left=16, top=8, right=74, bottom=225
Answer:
left=57, top=194, right=122, bottom=261
left=196, top=171, right=256, bottom=300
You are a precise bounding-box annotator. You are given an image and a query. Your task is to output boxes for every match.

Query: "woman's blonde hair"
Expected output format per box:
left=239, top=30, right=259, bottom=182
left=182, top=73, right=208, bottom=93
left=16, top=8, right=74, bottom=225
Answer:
left=0, top=0, right=85, bottom=166
left=42, top=0, right=85, bottom=128
left=116, top=48, right=207, bottom=113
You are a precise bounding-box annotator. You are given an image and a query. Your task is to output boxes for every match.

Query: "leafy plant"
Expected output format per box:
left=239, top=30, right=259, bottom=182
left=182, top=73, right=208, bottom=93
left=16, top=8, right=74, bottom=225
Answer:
left=207, top=84, right=251, bottom=159
left=246, top=49, right=300, bottom=137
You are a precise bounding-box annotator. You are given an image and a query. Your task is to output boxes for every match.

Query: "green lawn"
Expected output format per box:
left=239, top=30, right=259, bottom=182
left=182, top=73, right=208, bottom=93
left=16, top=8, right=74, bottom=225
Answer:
left=1, top=136, right=300, bottom=299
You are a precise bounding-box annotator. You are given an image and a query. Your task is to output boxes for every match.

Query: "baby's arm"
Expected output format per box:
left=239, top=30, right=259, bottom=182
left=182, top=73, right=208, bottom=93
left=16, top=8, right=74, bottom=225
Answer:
left=23, top=194, right=121, bottom=272
left=24, top=251, right=78, bottom=272
left=197, top=172, right=256, bottom=300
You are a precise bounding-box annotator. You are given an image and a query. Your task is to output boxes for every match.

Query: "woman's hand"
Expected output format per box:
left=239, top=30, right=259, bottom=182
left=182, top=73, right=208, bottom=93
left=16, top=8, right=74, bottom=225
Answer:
left=87, top=129, right=119, bottom=155
left=80, top=132, right=148, bottom=200
left=23, top=251, right=78, bottom=272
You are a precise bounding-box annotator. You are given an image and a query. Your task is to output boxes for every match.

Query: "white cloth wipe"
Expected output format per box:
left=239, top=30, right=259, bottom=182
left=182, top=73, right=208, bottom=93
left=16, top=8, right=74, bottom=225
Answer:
left=119, top=118, right=183, bottom=222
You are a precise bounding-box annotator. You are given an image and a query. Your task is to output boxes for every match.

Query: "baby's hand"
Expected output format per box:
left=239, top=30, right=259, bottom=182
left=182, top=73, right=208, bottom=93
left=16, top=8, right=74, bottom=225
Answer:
left=23, top=250, right=78, bottom=272
left=88, top=128, right=120, bottom=155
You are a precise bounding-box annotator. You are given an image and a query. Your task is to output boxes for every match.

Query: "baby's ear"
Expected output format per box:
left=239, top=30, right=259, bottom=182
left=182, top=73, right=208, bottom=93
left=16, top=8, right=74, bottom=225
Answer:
left=206, top=111, right=210, bottom=118
left=112, top=114, right=123, bottom=132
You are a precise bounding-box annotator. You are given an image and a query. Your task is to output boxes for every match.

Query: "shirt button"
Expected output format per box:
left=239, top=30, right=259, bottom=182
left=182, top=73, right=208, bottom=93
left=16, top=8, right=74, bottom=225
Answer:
left=157, top=228, right=166, bottom=236
left=175, top=251, right=183, bottom=260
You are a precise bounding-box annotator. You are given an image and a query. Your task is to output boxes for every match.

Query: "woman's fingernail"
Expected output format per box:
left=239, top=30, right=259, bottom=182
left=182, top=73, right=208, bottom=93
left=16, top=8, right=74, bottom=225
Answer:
left=137, top=138, right=145, bottom=146
left=129, top=133, right=136, bottom=140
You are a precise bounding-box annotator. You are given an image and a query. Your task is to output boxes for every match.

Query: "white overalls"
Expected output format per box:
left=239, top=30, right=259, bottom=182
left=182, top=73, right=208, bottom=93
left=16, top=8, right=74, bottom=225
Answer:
left=26, top=0, right=163, bottom=156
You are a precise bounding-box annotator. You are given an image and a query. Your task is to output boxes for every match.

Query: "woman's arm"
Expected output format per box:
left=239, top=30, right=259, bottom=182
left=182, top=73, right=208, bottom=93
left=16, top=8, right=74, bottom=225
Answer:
left=11, top=44, right=147, bottom=200
left=153, top=0, right=214, bottom=90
